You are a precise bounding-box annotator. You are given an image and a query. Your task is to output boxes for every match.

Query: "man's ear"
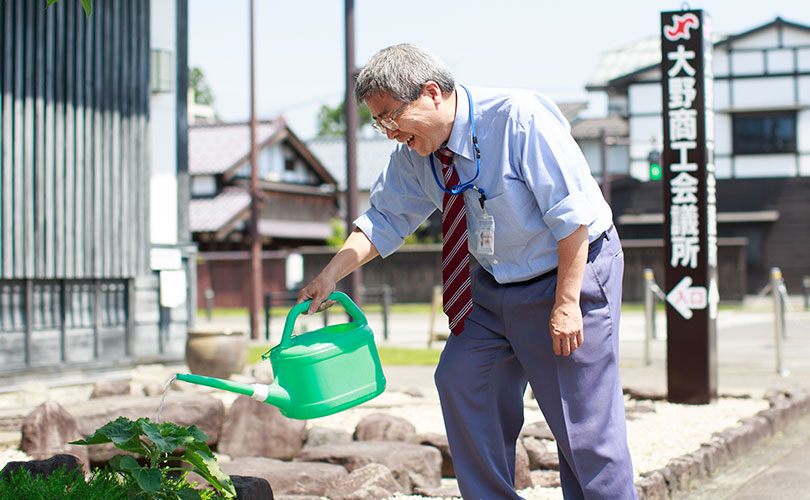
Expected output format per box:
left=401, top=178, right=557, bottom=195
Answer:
left=423, top=80, right=443, bottom=107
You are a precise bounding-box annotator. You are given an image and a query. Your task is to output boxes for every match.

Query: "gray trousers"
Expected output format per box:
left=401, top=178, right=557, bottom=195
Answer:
left=435, top=228, right=637, bottom=499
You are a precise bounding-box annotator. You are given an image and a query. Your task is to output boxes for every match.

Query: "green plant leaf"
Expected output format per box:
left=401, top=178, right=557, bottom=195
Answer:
left=177, top=489, right=204, bottom=500
left=72, top=418, right=152, bottom=458
left=70, top=416, right=131, bottom=445
left=110, top=454, right=141, bottom=473
left=46, top=0, right=60, bottom=6
left=185, top=424, right=210, bottom=443
left=132, top=467, right=161, bottom=493
left=80, top=0, right=92, bottom=17
left=140, top=419, right=179, bottom=455
left=182, top=442, right=236, bottom=498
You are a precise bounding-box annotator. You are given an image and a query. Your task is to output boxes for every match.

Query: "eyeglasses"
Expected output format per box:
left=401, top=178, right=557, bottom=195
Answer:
left=371, top=101, right=409, bottom=134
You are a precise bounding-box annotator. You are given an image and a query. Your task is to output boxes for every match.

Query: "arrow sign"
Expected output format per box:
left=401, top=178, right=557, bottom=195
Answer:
left=666, top=276, right=707, bottom=319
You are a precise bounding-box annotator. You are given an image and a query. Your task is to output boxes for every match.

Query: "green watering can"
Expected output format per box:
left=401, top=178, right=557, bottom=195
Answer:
left=176, top=292, right=386, bottom=419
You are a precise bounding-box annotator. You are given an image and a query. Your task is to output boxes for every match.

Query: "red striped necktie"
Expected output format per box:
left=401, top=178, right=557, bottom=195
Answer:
left=437, top=147, right=472, bottom=335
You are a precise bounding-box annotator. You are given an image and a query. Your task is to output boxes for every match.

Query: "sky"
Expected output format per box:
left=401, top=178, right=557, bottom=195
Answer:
left=188, top=0, right=810, bottom=140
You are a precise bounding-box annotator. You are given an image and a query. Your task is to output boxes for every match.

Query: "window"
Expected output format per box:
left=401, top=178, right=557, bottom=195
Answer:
left=732, top=111, right=796, bottom=155
left=150, top=50, right=173, bottom=93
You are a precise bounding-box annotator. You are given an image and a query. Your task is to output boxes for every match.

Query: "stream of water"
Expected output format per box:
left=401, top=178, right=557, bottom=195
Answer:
left=156, top=374, right=177, bottom=423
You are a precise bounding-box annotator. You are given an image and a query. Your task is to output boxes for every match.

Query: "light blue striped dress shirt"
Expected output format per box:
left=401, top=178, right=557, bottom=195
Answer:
left=354, top=85, right=614, bottom=284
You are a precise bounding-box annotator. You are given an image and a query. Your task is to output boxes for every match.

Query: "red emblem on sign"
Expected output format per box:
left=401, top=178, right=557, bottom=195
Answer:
left=664, top=13, right=700, bottom=41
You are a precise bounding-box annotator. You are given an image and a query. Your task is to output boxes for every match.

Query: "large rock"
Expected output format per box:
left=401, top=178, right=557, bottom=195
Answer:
left=659, top=455, right=703, bottom=492
left=522, top=437, right=559, bottom=470
left=218, top=395, right=307, bottom=460
left=89, top=381, right=132, bottom=399
left=520, top=421, right=554, bottom=441
left=515, top=438, right=532, bottom=490
left=530, top=470, right=561, bottom=488
left=305, top=426, right=352, bottom=448
left=218, top=457, right=347, bottom=497
left=326, top=463, right=403, bottom=500
left=295, top=441, right=441, bottom=493
left=20, top=401, right=89, bottom=467
left=411, top=433, right=453, bottom=478
left=0, top=454, right=83, bottom=480
left=67, top=393, right=224, bottom=464
left=635, top=470, right=669, bottom=500
left=230, top=475, right=274, bottom=500
left=353, top=413, right=416, bottom=442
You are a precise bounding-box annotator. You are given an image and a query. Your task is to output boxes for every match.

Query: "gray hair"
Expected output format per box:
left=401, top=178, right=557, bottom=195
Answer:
left=354, top=44, right=455, bottom=104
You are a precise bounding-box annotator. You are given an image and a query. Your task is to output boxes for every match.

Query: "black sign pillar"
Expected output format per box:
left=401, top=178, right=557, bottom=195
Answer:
left=660, top=9, right=718, bottom=404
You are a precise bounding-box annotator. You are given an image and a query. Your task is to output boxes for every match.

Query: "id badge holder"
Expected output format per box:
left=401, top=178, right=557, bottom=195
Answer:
left=477, top=209, right=495, bottom=255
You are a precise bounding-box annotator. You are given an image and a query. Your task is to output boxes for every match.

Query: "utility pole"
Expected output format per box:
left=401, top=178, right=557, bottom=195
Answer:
left=248, top=0, right=262, bottom=339
left=344, top=0, right=362, bottom=306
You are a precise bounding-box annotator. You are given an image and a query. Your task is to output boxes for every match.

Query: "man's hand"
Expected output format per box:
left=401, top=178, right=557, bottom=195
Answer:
left=549, top=300, right=583, bottom=356
left=297, top=274, right=337, bottom=315
left=295, top=228, right=380, bottom=315
left=551, top=225, right=589, bottom=356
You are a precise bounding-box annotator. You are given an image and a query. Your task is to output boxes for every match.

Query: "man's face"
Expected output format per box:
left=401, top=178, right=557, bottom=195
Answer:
left=365, top=84, right=451, bottom=157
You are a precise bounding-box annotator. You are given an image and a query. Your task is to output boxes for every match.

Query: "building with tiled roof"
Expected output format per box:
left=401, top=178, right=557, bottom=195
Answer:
left=188, top=119, right=340, bottom=307
left=189, top=118, right=339, bottom=249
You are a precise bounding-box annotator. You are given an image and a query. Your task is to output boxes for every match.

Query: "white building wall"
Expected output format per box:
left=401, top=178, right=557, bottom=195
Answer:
left=714, top=113, right=733, bottom=157
left=714, top=80, right=730, bottom=109
left=799, top=76, right=810, bottom=104
left=149, top=0, right=178, bottom=246
left=799, top=48, right=810, bottom=72
left=727, top=29, right=779, bottom=49
left=628, top=115, right=662, bottom=180
left=579, top=141, right=630, bottom=178
left=734, top=155, right=796, bottom=178
left=730, top=50, right=764, bottom=75
left=621, top=23, right=810, bottom=181
left=767, top=49, right=795, bottom=73
left=732, top=77, right=795, bottom=108
left=798, top=109, right=810, bottom=151
left=713, top=51, right=729, bottom=77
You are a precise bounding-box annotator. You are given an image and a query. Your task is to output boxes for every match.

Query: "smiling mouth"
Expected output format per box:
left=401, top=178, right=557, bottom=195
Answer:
left=405, top=135, right=414, bottom=148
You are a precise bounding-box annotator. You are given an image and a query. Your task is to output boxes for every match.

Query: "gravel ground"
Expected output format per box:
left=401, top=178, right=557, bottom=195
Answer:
left=310, top=390, right=769, bottom=500
left=0, top=372, right=769, bottom=500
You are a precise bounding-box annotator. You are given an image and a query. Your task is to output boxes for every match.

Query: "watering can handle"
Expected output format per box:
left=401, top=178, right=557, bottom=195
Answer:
left=279, top=292, right=367, bottom=347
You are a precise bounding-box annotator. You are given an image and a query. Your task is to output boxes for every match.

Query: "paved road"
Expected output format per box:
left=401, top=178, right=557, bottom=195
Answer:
left=675, top=411, right=810, bottom=500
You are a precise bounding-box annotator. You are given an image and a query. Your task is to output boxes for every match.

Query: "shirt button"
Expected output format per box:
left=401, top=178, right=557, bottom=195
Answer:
left=493, top=259, right=499, bottom=265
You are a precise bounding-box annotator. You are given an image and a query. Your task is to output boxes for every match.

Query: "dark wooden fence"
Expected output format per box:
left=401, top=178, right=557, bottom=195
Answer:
left=0, top=278, right=132, bottom=371
left=301, top=242, right=748, bottom=303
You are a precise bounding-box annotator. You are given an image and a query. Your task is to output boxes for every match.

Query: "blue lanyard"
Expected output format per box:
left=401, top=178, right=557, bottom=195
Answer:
left=429, top=85, right=486, bottom=206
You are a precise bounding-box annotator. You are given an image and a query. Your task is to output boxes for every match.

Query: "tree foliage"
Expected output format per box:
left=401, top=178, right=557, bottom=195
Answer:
left=317, top=100, right=373, bottom=136
left=46, top=0, right=93, bottom=17
left=189, top=67, right=216, bottom=106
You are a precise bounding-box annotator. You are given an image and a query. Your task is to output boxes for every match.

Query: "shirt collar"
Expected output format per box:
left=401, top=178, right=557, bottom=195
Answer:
left=444, top=85, right=474, bottom=162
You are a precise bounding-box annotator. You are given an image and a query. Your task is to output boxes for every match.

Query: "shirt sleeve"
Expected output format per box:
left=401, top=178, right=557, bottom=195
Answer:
left=513, top=95, right=600, bottom=241
left=353, top=149, right=439, bottom=258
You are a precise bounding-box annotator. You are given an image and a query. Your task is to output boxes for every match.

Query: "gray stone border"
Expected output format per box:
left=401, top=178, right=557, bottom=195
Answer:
left=633, top=389, right=810, bottom=500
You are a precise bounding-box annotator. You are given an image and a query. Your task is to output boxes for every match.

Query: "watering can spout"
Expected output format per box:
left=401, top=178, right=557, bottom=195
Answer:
left=175, top=373, right=292, bottom=410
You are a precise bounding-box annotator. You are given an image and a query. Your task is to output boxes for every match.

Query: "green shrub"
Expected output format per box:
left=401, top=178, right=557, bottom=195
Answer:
left=0, top=465, right=129, bottom=500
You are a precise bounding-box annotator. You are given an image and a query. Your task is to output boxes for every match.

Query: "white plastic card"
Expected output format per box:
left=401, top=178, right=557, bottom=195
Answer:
left=477, top=211, right=495, bottom=255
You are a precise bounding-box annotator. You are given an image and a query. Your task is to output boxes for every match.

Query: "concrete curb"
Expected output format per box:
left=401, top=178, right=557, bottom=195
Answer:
left=634, top=389, right=810, bottom=500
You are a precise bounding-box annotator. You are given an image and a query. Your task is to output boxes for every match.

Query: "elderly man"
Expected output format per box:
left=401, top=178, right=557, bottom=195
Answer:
left=297, top=44, right=637, bottom=500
